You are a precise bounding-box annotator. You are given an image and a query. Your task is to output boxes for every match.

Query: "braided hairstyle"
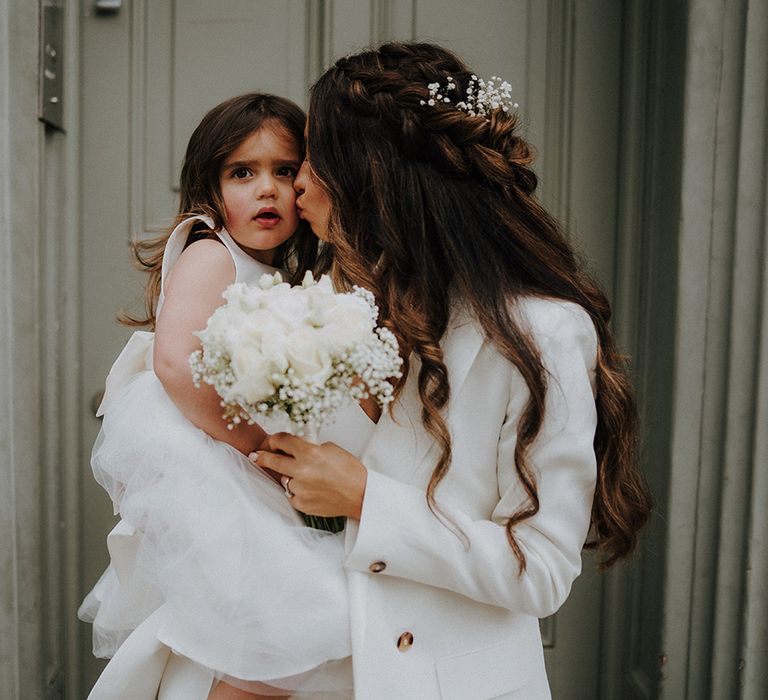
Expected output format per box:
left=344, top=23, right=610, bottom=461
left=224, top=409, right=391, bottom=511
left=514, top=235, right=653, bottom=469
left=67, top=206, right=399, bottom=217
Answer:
left=308, top=42, right=651, bottom=570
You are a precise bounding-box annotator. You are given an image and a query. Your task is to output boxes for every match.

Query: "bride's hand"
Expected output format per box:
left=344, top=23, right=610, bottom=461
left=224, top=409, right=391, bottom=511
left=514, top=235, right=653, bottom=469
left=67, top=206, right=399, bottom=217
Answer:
left=250, top=433, right=367, bottom=520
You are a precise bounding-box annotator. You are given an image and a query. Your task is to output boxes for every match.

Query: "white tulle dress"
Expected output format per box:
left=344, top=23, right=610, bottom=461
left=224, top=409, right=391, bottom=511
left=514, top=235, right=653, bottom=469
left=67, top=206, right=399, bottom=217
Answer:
left=79, top=216, right=373, bottom=699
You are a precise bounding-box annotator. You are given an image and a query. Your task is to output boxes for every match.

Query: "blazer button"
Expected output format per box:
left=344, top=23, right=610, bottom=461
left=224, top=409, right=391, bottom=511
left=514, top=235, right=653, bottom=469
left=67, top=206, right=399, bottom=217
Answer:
left=397, top=632, right=414, bottom=652
left=369, top=561, right=387, bottom=573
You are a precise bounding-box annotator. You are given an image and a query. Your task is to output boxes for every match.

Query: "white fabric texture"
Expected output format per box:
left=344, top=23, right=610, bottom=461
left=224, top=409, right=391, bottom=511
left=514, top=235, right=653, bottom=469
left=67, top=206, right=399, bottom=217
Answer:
left=79, top=216, right=366, bottom=698
left=340, top=297, right=598, bottom=700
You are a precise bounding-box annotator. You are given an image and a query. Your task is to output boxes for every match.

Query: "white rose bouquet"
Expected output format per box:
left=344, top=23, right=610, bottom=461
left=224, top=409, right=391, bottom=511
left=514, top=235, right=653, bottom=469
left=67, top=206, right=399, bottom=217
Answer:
left=189, top=271, right=403, bottom=531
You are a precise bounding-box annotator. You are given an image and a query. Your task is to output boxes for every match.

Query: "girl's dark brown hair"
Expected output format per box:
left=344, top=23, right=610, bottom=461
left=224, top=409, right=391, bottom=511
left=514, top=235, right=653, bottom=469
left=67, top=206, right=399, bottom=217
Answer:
left=125, top=92, right=317, bottom=328
left=308, top=42, right=651, bottom=570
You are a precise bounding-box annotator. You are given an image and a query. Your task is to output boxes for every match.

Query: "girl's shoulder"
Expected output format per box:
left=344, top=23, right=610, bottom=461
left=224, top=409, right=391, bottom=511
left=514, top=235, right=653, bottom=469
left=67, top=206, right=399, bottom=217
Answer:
left=176, top=235, right=232, bottom=267
left=164, top=237, right=234, bottom=291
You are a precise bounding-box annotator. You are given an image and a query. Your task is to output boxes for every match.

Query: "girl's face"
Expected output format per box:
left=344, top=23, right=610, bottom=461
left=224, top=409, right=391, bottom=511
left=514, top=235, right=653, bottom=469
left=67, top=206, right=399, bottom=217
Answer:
left=293, top=147, right=332, bottom=241
left=219, top=124, right=301, bottom=264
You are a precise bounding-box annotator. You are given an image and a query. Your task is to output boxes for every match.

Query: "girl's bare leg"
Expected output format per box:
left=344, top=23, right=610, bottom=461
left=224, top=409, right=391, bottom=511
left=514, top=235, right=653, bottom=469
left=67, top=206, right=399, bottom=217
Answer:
left=207, top=679, right=290, bottom=700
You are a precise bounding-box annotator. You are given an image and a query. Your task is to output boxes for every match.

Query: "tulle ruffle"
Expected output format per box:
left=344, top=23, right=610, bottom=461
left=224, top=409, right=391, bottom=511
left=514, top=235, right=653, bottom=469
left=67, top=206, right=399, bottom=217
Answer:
left=80, top=369, right=353, bottom=694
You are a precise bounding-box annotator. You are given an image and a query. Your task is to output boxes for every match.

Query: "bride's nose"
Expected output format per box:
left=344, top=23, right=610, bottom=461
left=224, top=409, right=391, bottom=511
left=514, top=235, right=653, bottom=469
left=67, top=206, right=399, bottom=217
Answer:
left=293, top=160, right=309, bottom=195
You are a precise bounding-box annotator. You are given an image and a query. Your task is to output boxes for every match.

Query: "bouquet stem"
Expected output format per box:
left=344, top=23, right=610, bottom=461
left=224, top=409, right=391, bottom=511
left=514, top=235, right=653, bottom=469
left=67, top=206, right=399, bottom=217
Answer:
left=301, top=513, right=346, bottom=532
left=298, top=422, right=346, bottom=533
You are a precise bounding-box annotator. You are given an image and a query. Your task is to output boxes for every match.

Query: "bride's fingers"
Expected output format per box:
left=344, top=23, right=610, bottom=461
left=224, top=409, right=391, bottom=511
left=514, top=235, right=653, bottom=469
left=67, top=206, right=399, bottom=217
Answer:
left=258, top=431, right=306, bottom=456
left=249, top=450, right=296, bottom=476
left=258, top=466, right=284, bottom=485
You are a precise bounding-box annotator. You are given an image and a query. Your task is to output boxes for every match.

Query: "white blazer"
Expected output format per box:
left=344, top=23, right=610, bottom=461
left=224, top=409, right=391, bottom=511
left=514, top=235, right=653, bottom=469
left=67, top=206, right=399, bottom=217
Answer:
left=87, top=296, right=597, bottom=700
left=342, top=296, right=598, bottom=700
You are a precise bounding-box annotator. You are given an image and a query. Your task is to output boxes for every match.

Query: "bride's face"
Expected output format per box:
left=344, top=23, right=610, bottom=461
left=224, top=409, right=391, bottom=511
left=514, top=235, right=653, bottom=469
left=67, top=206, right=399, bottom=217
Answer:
left=293, top=143, right=332, bottom=240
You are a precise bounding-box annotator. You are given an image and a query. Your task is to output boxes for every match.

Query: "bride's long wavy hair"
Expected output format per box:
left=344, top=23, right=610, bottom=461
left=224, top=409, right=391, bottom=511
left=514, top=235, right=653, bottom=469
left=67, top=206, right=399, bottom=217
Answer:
left=308, top=42, right=651, bottom=570
left=123, top=93, right=318, bottom=329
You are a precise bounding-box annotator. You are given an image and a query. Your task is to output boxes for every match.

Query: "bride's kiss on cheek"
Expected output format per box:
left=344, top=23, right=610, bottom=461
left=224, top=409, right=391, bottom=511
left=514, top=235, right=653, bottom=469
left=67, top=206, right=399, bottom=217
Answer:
left=294, top=154, right=332, bottom=241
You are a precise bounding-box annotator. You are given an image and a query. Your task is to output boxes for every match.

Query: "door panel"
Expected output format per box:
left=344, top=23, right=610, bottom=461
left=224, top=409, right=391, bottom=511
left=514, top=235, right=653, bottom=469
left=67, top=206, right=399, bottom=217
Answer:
left=78, top=1, right=621, bottom=696
left=170, top=0, right=310, bottom=184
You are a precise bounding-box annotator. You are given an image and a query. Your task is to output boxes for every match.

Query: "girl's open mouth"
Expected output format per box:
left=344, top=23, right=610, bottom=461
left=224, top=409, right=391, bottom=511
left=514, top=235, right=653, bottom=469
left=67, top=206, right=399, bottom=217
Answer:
left=254, top=210, right=281, bottom=227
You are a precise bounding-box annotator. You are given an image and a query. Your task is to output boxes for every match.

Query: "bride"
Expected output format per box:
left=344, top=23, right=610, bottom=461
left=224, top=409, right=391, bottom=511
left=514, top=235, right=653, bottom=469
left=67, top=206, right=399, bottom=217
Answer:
left=258, top=41, right=651, bottom=699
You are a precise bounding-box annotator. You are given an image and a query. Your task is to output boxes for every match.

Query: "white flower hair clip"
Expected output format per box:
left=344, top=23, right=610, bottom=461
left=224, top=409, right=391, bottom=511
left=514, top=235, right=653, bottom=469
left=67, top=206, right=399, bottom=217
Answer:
left=420, top=74, right=519, bottom=118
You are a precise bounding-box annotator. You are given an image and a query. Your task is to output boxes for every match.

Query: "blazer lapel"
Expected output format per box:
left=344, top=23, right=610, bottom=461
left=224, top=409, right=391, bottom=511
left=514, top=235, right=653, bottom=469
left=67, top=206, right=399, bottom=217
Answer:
left=361, top=308, right=485, bottom=484
left=442, top=305, right=485, bottom=408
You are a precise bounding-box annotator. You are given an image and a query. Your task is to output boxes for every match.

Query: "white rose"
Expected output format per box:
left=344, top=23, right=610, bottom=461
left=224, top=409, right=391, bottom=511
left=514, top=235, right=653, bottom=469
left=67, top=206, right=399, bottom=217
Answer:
left=262, top=287, right=311, bottom=325
left=222, top=282, right=248, bottom=301
left=258, top=271, right=284, bottom=290
left=320, top=295, right=375, bottom=353
left=237, top=308, right=280, bottom=334
left=197, top=305, right=245, bottom=348
left=230, top=344, right=275, bottom=402
left=259, top=325, right=290, bottom=373
left=301, top=270, right=316, bottom=288
left=221, top=282, right=256, bottom=313
left=306, top=277, right=334, bottom=302
left=285, top=327, right=333, bottom=382
left=305, top=289, right=335, bottom=328
left=315, top=275, right=335, bottom=292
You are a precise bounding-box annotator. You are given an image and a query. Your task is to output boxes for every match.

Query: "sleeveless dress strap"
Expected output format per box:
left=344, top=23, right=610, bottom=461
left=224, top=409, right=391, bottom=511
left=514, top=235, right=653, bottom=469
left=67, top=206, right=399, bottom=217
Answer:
left=157, top=215, right=216, bottom=313
left=216, top=228, right=281, bottom=283
left=157, top=216, right=280, bottom=307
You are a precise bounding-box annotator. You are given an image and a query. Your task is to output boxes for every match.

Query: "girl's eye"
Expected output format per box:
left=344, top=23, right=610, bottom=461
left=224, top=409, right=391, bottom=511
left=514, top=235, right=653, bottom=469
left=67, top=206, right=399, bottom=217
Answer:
left=232, top=167, right=252, bottom=179
left=276, top=166, right=297, bottom=178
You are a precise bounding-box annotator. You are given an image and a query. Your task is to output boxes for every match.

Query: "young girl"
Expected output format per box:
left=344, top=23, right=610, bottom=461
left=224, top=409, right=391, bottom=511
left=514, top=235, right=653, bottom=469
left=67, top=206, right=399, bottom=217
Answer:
left=79, top=94, right=359, bottom=699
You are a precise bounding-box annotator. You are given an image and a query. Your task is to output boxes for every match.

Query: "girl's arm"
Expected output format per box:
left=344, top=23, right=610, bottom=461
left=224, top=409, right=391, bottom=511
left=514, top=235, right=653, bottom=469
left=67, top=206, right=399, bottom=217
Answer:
left=154, top=239, right=267, bottom=454
left=256, top=302, right=598, bottom=617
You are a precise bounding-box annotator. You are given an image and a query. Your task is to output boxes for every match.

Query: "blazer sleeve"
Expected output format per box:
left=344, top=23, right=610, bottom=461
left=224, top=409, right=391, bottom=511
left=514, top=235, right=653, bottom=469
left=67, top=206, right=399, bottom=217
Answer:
left=343, top=302, right=598, bottom=618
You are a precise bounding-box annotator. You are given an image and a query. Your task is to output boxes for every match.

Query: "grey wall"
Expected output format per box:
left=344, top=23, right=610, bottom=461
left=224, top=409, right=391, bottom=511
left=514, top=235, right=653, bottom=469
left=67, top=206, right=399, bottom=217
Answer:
left=1, top=1, right=82, bottom=698
left=1, top=0, right=46, bottom=696
left=616, top=0, right=768, bottom=698
left=656, top=0, right=768, bottom=697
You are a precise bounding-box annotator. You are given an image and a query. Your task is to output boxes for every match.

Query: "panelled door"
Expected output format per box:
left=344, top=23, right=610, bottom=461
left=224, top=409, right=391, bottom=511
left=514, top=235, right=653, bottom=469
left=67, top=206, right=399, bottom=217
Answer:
left=78, top=1, right=622, bottom=696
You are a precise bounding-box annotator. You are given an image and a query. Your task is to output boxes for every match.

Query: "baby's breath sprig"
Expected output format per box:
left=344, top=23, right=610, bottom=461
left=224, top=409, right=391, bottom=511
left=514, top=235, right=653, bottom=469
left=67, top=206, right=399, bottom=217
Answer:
left=419, top=73, right=519, bottom=118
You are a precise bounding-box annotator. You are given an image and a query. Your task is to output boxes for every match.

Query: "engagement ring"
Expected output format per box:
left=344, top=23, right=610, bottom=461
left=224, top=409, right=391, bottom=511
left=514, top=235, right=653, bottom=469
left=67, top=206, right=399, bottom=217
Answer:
left=281, top=475, right=294, bottom=499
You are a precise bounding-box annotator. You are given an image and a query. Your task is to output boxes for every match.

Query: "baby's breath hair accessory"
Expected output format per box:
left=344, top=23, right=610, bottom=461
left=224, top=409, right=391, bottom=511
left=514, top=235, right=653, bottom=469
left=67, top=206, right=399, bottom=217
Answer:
left=420, top=74, right=519, bottom=118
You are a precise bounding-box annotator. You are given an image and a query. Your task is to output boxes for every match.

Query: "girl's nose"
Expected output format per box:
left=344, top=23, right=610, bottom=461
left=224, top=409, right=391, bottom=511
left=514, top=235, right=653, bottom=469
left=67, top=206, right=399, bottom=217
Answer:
left=256, top=175, right=277, bottom=198
left=293, top=161, right=309, bottom=195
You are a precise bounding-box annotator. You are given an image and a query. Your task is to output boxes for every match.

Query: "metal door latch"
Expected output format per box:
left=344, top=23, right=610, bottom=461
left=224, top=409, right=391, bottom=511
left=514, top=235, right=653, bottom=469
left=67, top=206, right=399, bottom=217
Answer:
left=94, top=0, right=123, bottom=13
left=39, top=1, right=63, bottom=131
